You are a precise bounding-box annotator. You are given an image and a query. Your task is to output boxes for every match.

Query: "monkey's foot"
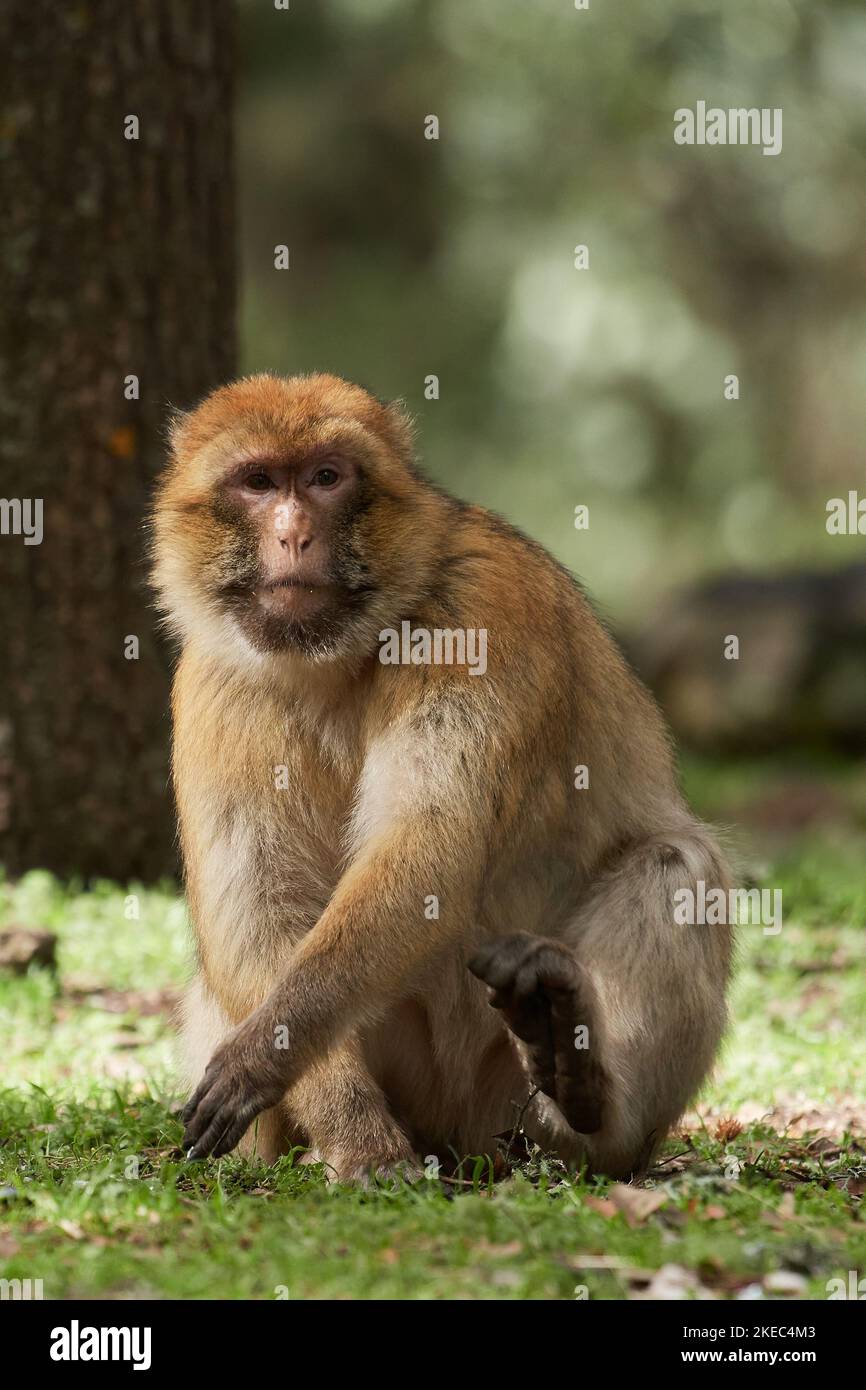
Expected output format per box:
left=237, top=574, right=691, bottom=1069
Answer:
left=469, top=933, right=607, bottom=1134
left=303, top=1145, right=423, bottom=1187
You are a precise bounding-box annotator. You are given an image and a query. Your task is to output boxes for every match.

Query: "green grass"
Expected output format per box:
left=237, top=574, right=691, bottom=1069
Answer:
left=1, top=759, right=865, bottom=1300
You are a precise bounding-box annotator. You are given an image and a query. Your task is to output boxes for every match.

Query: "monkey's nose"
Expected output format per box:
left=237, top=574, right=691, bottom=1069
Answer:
left=278, top=529, right=313, bottom=563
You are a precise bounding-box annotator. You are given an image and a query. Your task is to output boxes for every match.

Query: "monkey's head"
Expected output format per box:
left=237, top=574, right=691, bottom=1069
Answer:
left=152, top=373, right=444, bottom=666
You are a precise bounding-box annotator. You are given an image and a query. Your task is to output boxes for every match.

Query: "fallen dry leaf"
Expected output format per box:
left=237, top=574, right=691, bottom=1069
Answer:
left=0, top=926, right=57, bottom=973
left=764, top=1270, right=807, bottom=1297
left=583, top=1195, right=617, bottom=1219
left=687, top=1096, right=866, bottom=1140
left=633, top=1263, right=717, bottom=1301
left=807, top=1136, right=841, bottom=1157
left=607, top=1184, right=668, bottom=1225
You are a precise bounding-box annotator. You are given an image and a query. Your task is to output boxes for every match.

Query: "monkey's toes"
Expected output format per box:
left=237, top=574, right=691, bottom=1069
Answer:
left=353, top=1159, right=424, bottom=1189
left=470, top=932, right=580, bottom=997
left=319, top=1151, right=424, bottom=1187
left=469, top=933, right=606, bottom=1134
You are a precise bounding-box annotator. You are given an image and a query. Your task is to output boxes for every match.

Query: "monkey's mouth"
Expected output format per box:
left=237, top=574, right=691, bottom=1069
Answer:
left=256, top=578, right=338, bottom=612
left=258, top=575, right=378, bottom=601
left=263, top=578, right=332, bottom=591
left=219, top=572, right=379, bottom=654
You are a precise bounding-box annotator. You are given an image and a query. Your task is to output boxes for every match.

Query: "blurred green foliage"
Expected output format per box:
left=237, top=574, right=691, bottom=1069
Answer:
left=237, top=0, right=866, bottom=619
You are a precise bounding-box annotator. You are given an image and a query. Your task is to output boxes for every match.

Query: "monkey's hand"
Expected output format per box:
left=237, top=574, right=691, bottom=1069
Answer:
left=181, top=1015, right=291, bottom=1160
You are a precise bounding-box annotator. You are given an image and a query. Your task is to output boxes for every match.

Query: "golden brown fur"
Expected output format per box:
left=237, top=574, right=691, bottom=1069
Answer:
left=151, top=372, right=732, bottom=1180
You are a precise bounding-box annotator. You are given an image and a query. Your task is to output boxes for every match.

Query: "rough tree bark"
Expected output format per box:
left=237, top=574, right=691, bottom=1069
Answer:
left=0, top=2, right=236, bottom=880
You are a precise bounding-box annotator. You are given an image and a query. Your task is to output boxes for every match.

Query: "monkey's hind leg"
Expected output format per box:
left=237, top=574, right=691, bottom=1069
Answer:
left=469, top=934, right=608, bottom=1136
left=471, top=828, right=731, bottom=1178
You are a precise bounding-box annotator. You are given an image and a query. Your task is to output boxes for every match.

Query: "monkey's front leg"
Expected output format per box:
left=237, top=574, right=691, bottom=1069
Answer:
left=181, top=970, right=416, bottom=1176
left=182, top=818, right=474, bottom=1162
left=183, top=806, right=480, bottom=1162
left=180, top=1006, right=417, bottom=1178
left=181, top=1010, right=289, bottom=1159
left=181, top=1013, right=418, bottom=1175
left=287, top=1043, right=419, bottom=1184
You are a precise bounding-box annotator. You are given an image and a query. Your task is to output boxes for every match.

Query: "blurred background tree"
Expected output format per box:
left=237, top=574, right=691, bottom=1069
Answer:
left=0, top=0, right=235, bottom=879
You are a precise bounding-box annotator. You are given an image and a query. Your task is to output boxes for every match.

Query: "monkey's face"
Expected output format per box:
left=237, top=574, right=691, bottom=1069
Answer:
left=212, top=452, right=377, bottom=656
left=152, top=374, right=442, bottom=664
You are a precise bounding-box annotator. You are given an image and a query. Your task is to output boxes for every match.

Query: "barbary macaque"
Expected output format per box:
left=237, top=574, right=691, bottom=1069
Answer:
left=150, top=373, right=732, bottom=1181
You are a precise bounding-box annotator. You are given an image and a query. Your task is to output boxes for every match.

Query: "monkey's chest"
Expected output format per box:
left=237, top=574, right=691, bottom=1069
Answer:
left=189, top=761, right=351, bottom=952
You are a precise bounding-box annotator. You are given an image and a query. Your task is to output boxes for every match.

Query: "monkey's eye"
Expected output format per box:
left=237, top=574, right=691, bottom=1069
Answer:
left=243, top=472, right=274, bottom=492
left=312, top=467, right=340, bottom=488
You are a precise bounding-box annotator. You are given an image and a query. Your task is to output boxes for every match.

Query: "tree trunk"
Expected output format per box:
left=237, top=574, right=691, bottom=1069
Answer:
left=0, top=1, right=236, bottom=880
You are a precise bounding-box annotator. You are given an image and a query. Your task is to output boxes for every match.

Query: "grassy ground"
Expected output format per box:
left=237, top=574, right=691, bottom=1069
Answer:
left=1, top=757, right=864, bottom=1300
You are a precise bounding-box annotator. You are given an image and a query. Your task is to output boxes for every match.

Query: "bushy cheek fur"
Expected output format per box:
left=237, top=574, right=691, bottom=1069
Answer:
left=326, top=479, right=376, bottom=589
left=203, top=500, right=260, bottom=591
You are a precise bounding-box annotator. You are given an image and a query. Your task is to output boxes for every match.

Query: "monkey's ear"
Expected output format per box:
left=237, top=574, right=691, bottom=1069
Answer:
left=382, top=398, right=416, bottom=463
left=165, top=406, right=191, bottom=456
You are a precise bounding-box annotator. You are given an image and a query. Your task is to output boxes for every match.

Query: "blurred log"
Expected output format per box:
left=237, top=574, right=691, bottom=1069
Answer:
left=628, top=563, right=866, bottom=751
